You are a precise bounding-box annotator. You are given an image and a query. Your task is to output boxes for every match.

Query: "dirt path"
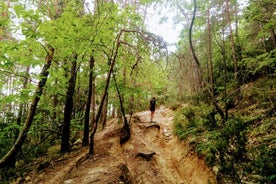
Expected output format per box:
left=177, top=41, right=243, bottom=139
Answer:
left=122, top=106, right=216, bottom=184
left=21, top=106, right=216, bottom=184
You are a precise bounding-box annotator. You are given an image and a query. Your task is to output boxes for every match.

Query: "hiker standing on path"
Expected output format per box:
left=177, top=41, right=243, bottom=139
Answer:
left=149, top=97, right=156, bottom=122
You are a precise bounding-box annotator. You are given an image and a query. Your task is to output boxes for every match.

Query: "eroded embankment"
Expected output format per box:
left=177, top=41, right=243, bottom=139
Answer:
left=21, top=107, right=216, bottom=184
left=61, top=107, right=216, bottom=184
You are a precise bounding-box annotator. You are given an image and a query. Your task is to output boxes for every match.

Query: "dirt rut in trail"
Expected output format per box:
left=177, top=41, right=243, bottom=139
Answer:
left=22, top=107, right=216, bottom=184
left=122, top=107, right=216, bottom=184
left=62, top=106, right=216, bottom=184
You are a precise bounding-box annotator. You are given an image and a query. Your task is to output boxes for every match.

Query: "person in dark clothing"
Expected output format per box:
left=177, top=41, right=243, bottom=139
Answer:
left=149, top=97, right=156, bottom=122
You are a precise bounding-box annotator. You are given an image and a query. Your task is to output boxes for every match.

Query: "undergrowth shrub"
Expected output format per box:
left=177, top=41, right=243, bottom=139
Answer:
left=174, top=104, right=249, bottom=183
left=174, top=104, right=213, bottom=141
left=250, top=141, right=276, bottom=183
left=0, top=123, right=21, bottom=158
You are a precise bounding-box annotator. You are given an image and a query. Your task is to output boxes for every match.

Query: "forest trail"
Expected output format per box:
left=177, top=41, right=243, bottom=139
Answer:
left=21, top=106, right=216, bottom=184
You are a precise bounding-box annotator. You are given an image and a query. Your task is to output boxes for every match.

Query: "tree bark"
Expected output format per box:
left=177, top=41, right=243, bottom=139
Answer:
left=100, top=92, right=108, bottom=129
left=82, top=56, right=95, bottom=146
left=113, top=74, right=130, bottom=144
left=188, top=0, right=202, bottom=91
left=271, top=29, right=276, bottom=49
left=0, top=46, right=54, bottom=168
left=15, top=66, right=30, bottom=139
left=91, top=72, right=96, bottom=126
left=226, top=0, right=239, bottom=85
left=207, top=7, right=214, bottom=95
left=217, top=27, right=228, bottom=123
left=89, top=57, right=114, bottom=154
left=60, top=53, right=78, bottom=153
left=89, top=30, right=123, bottom=154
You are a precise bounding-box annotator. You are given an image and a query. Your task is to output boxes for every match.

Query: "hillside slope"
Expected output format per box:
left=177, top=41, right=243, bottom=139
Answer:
left=18, top=106, right=216, bottom=184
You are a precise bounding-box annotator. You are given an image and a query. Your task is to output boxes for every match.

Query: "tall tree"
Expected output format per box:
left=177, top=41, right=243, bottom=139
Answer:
left=60, top=53, right=78, bottom=153
left=226, top=0, right=239, bottom=85
left=113, top=73, right=130, bottom=144
left=82, top=55, right=95, bottom=146
left=15, top=66, right=30, bottom=139
left=206, top=3, right=214, bottom=95
left=89, top=30, right=123, bottom=154
left=0, top=46, right=54, bottom=168
left=178, top=0, right=202, bottom=92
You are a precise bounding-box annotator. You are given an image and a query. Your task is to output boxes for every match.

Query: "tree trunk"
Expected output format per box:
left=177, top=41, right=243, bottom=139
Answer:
left=219, top=27, right=228, bottom=123
left=113, top=75, right=130, bottom=144
left=52, top=79, right=59, bottom=124
left=226, top=0, right=239, bottom=86
left=60, top=53, right=78, bottom=153
left=91, top=66, right=96, bottom=128
left=89, top=64, right=112, bottom=154
left=89, top=56, right=114, bottom=154
left=100, top=92, right=108, bottom=129
left=189, top=0, right=202, bottom=91
left=271, top=29, right=276, bottom=49
left=82, top=56, right=95, bottom=146
left=15, top=66, right=30, bottom=139
left=89, top=30, right=123, bottom=154
left=207, top=6, right=214, bottom=95
left=0, top=46, right=54, bottom=168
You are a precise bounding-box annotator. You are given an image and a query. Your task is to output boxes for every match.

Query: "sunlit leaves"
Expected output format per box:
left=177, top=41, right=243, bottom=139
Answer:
left=0, top=0, right=172, bottom=169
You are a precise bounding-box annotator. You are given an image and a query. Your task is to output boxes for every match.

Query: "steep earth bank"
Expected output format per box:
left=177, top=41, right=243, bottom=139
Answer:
left=19, top=106, right=216, bottom=184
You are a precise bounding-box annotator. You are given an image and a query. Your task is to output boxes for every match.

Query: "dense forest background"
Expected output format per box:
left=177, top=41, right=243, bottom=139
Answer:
left=0, top=0, right=275, bottom=183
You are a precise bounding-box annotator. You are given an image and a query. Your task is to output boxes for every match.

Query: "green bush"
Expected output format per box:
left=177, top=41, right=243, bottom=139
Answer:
left=253, top=146, right=276, bottom=183
left=174, top=105, right=206, bottom=140
left=174, top=105, right=249, bottom=182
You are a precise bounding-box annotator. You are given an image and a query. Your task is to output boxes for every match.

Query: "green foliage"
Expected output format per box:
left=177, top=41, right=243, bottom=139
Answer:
left=174, top=103, right=213, bottom=141
left=0, top=123, right=21, bottom=158
left=0, top=0, right=275, bottom=183
left=174, top=76, right=276, bottom=183
left=1, top=0, right=166, bottom=174
left=0, top=2, right=10, bottom=28
left=174, top=102, right=249, bottom=182
left=252, top=145, right=276, bottom=183
left=168, top=0, right=276, bottom=182
left=242, top=49, right=276, bottom=82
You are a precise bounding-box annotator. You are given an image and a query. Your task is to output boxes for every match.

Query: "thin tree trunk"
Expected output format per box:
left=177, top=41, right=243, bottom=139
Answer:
left=91, top=73, right=96, bottom=126
left=82, top=56, right=95, bottom=146
left=111, top=102, right=116, bottom=118
left=216, top=27, right=228, bottom=123
left=117, top=106, right=122, bottom=124
left=271, top=29, right=276, bottom=49
left=222, top=30, right=228, bottom=123
left=89, top=57, right=114, bottom=154
left=89, top=30, right=123, bottom=154
left=189, top=0, right=200, bottom=68
left=100, top=92, right=108, bottom=129
left=60, top=53, right=78, bottom=153
left=0, top=46, right=54, bottom=168
left=189, top=0, right=202, bottom=91
left=113, top=75, right=130, bottom=144
left=15, top=66, right=30, bottom=139
left=207, top=6, right=214, bottom=95
left=226, top=0, right=239, bottom=85
left=52, top=79, right=59, bottom=124
left=51, top=78, right=59, bottom=142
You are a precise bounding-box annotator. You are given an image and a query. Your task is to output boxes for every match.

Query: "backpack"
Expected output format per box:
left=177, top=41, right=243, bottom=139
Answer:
left=150, top=99, right=156, bottom=110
